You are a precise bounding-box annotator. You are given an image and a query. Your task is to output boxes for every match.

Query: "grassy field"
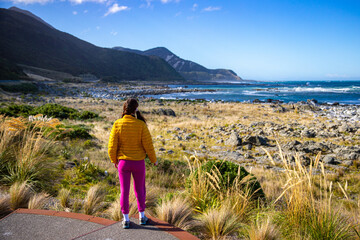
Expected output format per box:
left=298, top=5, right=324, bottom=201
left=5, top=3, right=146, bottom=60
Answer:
left=0, top=96, right=359, bottom=239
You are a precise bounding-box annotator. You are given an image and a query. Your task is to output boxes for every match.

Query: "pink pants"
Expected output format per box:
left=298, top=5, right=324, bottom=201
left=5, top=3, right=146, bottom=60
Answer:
left=117, top=160, right=146, bottom=214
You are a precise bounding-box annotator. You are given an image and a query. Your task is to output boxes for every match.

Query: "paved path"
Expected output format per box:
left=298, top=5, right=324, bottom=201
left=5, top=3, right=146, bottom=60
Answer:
left=0, top=209, right=199, bottom=240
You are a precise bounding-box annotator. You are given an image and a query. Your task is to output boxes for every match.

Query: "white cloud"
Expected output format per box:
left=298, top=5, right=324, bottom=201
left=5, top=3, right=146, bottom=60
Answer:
left=10, top=0, right=52, bottom=4
left=72, top=11, right=78, bottom=15
left=140, top=0, right=153, bottom=8
left=110, top=30, right=118, bottom=36
left=192, top=3, right=198, bottom=11
left=104, top=3, right=129, bottom=16
left=83, top=9, right=88, bottom=13
left=69, top=0, right=107, bottom=5
left=161, top=0, right=180, bottom=3
left=203, top=6, right=221, bottom=12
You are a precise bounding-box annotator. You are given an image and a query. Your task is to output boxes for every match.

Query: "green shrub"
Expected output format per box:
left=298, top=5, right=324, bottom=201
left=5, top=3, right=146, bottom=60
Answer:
left=0, top=104, right=34, bottom=117
left=0, top=82, right=37, bottom=93
left=35, top=104, right=79, bottom=119
left=0, top=103, right=99, bottom=120
left=201, top=160, right=264, bottom=199
left=60, top=125, right=92, bottom=140
left=79, top=111, right=99, bottom=120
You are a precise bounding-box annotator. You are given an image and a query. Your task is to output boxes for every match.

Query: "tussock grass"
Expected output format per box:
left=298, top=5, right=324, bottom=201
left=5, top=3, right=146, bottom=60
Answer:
left=9, top=181, right=32, bottom=210
left=155, top=195, right=195, bottom=230
left=245, top=214, right=279, bottom=240
left=108, top=198, right=122, bottom=221
left=198, top=203, right=241, bottom=240
left=185, top=156, right=217, bottom=213
left=0, top=195, right=11, bottom=217
left=0, top=115, right=60, bottom=186
left=83, top=184, right=106, bottom=215
left=263, top=143, right=357, bottom=239
left=28, top=192, right=49, bottom=209
left=58, top=188, right=71, bottom=208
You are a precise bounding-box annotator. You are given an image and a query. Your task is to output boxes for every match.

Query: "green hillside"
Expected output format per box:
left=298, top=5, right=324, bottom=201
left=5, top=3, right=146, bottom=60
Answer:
left=0, top=8, right=184, bottom=82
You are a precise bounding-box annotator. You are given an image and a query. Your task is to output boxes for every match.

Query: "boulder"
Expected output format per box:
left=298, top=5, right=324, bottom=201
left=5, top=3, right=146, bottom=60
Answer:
left=243, top=135, right=268, bottom=146
left=225, top=132, right=242, bottom=147
left=343, top=160, right=354, bottom=167
left=152, top=108, right=176, bottom=117
left=323, top=155, right=339, bottom=165
left=301, top=129, right=316, bottom=138
left=300, top=155, right=311, bottom=166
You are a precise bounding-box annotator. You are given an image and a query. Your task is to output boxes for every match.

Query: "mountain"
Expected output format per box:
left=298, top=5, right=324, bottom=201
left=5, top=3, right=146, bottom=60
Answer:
left=0, top=8, right=184, bottom=82
left=113, top=46, right=242, bottom=81
left=9, top=6, right=54, bottom=29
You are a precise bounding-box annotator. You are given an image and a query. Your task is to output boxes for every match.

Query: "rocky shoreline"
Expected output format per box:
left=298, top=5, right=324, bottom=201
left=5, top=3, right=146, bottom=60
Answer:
left=153, top=102, right=359, bottom=172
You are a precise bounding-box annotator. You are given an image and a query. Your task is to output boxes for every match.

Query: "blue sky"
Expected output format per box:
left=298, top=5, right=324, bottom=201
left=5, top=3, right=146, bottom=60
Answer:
left=1, top=0, right=360, bottom=80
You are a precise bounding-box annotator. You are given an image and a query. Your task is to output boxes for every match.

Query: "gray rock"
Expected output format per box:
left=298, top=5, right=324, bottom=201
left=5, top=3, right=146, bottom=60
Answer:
left=323, top=155, right=339, bottom=165
left=343, top=160, right=354, bottom=167
left=225, top=132, right=242, bottom=147
left=64, top=162, right=76, bottom=169
left=152, top=108, right=176, bottom=117
left=284, top=140, right=302, bottom=150
left=243, top=135, right=268, bottom=146
left=245, top=143, right=253, bottom=150
left=301, top=129, right=316, bottom=138
left=347, top=152, right=360, bottom=160
left=244, top=153, right=253, bottom=159
left=300, top=155, right=311, bottom=166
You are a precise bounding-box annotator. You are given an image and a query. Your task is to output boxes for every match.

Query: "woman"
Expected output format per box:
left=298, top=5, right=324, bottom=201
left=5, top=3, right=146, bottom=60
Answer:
left=108, top=98, right=157, bottom=229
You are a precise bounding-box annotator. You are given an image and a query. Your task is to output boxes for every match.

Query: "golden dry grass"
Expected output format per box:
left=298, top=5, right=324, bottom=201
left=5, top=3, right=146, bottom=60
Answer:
left=58, top=188, right=71, bottom=208
left=28, top=192, right=49, bottom=209
left=246, top=216, right=279, bottom=240
left=9, top=181, right=32, bottom=210
left=155, top=195, right=195, bottom=230
left=198, top=203, right=241, bottom=240
left=83, top=184, right=106, bottom=215
left=0, top=194, right=11, bottom=216
left=108, top=198, right=122, bottom=221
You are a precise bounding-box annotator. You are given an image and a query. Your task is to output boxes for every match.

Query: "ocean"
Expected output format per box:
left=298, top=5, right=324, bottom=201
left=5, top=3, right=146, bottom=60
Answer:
left=147, top=80, right=360, bottom=105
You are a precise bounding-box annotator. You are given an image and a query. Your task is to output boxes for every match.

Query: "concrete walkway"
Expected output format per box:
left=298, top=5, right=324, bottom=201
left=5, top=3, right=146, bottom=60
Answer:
left=0, top=209, right=199, bottom=240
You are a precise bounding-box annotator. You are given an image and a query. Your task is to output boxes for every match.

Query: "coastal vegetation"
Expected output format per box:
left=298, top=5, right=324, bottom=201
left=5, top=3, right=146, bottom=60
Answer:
left=0, top=96, right=359, bottom=239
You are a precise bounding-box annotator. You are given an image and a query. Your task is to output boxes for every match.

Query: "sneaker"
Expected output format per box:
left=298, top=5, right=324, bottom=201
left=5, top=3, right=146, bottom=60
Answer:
left=122, top=220, right=130, bottom=229
left=139, top=216, right=149, bottom=225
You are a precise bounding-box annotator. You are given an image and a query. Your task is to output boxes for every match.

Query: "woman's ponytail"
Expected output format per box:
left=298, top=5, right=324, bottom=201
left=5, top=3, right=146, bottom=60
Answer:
left=136, top=110, right=146, bottom=123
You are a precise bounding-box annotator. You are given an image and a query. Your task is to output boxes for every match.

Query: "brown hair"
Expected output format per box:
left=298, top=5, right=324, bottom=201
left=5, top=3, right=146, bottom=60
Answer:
left=121, top=98, right=146, bottom=123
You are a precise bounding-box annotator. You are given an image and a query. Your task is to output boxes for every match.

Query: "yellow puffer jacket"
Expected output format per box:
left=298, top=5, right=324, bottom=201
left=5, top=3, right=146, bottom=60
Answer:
left=108, top=115, right=157, bottom=164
